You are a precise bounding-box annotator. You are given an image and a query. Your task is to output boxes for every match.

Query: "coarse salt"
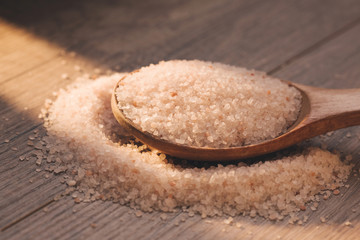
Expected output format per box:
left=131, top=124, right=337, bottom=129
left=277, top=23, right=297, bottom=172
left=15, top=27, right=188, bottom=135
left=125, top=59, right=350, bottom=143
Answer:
left=36, top=69, right=352, bottom=221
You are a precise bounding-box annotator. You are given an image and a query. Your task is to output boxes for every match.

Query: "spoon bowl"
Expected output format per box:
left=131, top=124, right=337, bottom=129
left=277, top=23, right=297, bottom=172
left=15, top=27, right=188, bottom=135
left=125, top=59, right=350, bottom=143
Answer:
left=111, top=76, right=360, bottom=161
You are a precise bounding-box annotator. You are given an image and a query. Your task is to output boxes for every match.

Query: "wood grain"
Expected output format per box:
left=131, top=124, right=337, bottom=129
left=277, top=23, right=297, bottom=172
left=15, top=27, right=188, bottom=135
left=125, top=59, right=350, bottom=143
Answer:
left=1, top=0, right=360, bottom=239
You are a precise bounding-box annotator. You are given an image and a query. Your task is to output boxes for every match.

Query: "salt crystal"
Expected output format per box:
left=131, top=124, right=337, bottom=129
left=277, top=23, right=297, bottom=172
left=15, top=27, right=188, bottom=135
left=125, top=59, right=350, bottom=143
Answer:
left=160, top=213, right=167, bottom=220
left=135, top=210, right=143, bottom=217
left=326, top=131, right=334, bottom=136
left=54, top=167, right=67, bottom=174
left=36, top=159, right=42, bottom=165
left=54, top=194, right=62, bottom=201
left=223, top=217, right=233, bottom=225
left=67, top=180, right=76, bottom=186
left=345, top=155, right=352, bottom=162
left=344, top=221, right=352, bottom=226
left=61, top=73, right=69, bottom=80
left=333, top=189, right=340, bottom=195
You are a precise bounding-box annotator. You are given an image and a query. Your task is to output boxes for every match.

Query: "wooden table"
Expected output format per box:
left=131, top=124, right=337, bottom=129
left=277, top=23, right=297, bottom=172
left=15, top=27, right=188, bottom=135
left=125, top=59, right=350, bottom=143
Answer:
left=1, top=0, right=359, bottom=239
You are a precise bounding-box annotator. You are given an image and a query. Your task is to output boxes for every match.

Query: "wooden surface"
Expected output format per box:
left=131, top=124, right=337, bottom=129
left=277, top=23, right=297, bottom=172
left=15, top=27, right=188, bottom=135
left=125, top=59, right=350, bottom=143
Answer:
left=0, top=0, right=359, bottom=239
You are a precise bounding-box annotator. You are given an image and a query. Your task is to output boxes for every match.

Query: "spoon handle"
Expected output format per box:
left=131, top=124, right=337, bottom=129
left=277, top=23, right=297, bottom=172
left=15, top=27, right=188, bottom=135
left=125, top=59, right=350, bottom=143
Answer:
left=293, top=83, right=360, bottom=134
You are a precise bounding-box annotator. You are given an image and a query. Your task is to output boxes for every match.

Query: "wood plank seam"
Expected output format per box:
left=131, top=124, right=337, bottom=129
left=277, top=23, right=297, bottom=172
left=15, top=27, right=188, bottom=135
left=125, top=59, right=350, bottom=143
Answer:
left=267, top=17, right=360, bottom=75
left=0, top=56, right=61, bottom=85
left=1, top=199, right=54, bottom=231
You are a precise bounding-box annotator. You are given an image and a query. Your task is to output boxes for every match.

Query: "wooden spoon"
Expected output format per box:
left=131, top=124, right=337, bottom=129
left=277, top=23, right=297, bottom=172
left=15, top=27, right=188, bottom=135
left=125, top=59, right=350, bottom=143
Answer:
left=111, top=78, right=360, bottom=161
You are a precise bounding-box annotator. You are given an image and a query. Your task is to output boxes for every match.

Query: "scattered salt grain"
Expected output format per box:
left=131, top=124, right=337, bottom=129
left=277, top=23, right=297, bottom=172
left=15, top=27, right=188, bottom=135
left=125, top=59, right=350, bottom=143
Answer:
left=54, top=167, right=67, bottom=174
left=333, top=189, right=340, bottom=195
left=74, top=65, right=81, bottom=71
left=346, top=132, right=352, bottom=138
left=115, top=60, right=302, bottom=148
left=67, top=180, right=76, bottom=186
left=35, top=71, right=352, bottom=221
left=320, top=217, right=327, bottom=223
left=36, top=159, right=42, bottom=165
left=160, top=213, right=167, bottom=220
left=11, top=147, right=18, bottom=151
left=344, top=221, right=352, bottom=227
left=61, top=73, right=69, bottom=80
left=345, top=155, right=353, bottom=162
left=4, top=139, right=10, bottom=143
left=135, top=210, right=143, bottom=217
left=54, top=194, right=62, bottom=201
left=326, top=131, right=334, bottom=137
left=224, top=217, right=233, bottom=225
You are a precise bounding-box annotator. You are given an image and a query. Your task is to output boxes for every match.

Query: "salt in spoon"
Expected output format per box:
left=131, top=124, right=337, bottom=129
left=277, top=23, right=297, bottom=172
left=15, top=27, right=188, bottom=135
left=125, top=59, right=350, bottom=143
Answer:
left=111, top=78, right=360, bottom=161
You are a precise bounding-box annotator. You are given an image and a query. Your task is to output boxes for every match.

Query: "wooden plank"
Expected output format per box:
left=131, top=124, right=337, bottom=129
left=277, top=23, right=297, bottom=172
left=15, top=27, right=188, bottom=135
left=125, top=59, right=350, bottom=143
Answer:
left=0, top=0, right=360, bottom=239
left=0, top=51, right=116, bottom=228
left=1, top=0, right=360, bottom=73
left=0, top=19, right=62, bottom=83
